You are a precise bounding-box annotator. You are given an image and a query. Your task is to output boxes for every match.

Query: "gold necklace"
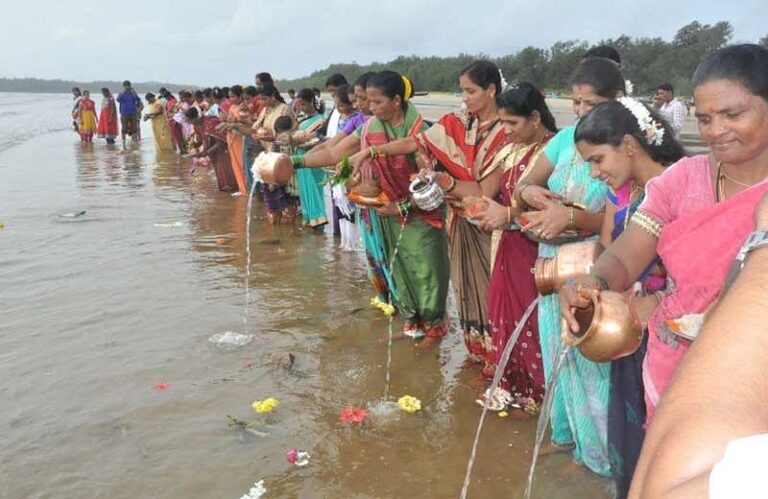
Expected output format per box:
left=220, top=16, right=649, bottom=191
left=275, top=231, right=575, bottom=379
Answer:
left=717, top=161, right=725, bottom=202
left=720, top=162, right=759, bottom=189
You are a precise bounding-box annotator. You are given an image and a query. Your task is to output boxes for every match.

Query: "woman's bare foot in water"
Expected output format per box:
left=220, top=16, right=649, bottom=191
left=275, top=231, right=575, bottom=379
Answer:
left=538, top=441, right=575, bottom=456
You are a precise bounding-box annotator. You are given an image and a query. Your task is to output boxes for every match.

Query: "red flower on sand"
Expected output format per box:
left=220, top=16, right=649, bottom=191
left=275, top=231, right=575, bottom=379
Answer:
left=339, top=407, right=369, bottom=423
left=153, top=382, right=170, bottom=391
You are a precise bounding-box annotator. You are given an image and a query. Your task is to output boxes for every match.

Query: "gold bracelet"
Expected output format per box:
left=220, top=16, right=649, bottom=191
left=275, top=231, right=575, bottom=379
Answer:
left=631, top=211, right=663, bottom=239
left=507, top=205, right=513, bottom=224
left=567, top=206, right=575, bottom=229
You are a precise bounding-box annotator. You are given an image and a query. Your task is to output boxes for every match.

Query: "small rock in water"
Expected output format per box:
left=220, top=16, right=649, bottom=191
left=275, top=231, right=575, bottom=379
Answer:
left=266, top=352, right=296, bottom=371
left=209, top=331, right=253, bottom=350
left=259, top=238, right=281, bottom=245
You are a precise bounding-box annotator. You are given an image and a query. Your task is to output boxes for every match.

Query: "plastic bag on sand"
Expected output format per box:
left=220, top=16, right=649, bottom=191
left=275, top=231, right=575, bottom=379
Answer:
left=208, top=331, right=253, bottom=351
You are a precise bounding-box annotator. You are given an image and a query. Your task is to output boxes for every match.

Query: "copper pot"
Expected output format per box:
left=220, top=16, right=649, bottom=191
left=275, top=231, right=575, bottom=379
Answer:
left=567, top=290, right=643, bottom=363
left=255, top=152, right=294, bottom=186
left=534, top=240, right=601, bottom=295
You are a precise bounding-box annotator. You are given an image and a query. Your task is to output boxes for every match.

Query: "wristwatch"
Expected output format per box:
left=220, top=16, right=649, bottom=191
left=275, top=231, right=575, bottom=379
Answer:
left=723, top=229, right=768, bottom=290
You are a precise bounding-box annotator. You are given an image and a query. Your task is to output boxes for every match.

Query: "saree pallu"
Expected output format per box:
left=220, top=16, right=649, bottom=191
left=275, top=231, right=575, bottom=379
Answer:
left=295, top=114, right=328, bottom=227
left=486, top=139, right=551, bottom=405
left=242, top=136, right=262, bottom=191
left=357, top=206, right=395, bottom=303
left=451, top=218, right=492, bottom=361
left=226, top=103, right=248, bottom=194
left=538, top=126, right=610, bottom=476
left=605, top=185, right=658, bottom=499
left=148, top=102, right=174, bottom=153
left=97, top=97, right=118, bottom=139
left=416, top=110, right=508, bottom=358
left=204, top=117, right=238, bottom=192
left=638, top=156, right=768, bottom=424
left=381, top=215, right=449, bottom=333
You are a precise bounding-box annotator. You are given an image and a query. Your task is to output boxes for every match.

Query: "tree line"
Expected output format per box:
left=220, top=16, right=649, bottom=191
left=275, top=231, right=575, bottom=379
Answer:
left=0, top=78, right=193, bottom=94
left=279, top=21, right=768, bottom=97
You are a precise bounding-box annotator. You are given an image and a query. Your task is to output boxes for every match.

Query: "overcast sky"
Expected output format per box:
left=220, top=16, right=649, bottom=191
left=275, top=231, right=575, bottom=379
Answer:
left=2, top=0, right=766, bottom=85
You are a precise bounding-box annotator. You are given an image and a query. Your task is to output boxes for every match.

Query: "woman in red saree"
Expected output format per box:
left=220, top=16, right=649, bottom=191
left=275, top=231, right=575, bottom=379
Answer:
left=352, top=61, right=509, bottom=362
left=560, top=45, right=768, bottom=434
left=97, top=88, right=118, bottom=144
left=473, top=83, right=558, bottom=412
left=192, top=112, right=238, bottom=192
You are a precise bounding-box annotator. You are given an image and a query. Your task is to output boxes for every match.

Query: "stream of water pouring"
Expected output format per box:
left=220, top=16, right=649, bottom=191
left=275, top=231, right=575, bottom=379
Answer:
left=523, top=342, right=571, bottom=499
left=459, top=297, right=540, bottom=499
left=383, top=212, right=409, bottom=400
left=244, top=180, right=258, bottom=335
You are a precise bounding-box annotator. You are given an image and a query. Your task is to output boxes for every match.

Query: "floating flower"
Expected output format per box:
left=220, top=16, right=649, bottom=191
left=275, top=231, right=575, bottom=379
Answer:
left=381, top=303, right=396, bottom=317
left=498, top=411, right=509, bottom=418
left=397, top=395, right=422, bottom=413
left=252, top=397, right=280, bottom=413
left=371, top=296, right=396, bottom=317
left=153, top=382, right=170, bottom=391
left=286, top=448, right=311, bottom=467
left=239, top=479, right=266, bottom=499
left=339, top=407, right=369, bottom=423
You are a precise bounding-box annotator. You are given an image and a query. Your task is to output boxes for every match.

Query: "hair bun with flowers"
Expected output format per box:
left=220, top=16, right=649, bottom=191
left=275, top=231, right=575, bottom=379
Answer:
left=618, top=97, right=665, bottom=146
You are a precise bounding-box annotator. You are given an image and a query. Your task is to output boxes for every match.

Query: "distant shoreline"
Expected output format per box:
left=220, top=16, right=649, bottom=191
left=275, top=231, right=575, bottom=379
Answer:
left=0, top=78, right=196, bottom=94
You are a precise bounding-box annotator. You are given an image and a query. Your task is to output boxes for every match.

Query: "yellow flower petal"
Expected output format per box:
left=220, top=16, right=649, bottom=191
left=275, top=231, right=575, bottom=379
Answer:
left=498, top=411, right=509, bottom=418
left=252, top=397, right=280, bottom=413
left=397, top=395, right=422, bottom=413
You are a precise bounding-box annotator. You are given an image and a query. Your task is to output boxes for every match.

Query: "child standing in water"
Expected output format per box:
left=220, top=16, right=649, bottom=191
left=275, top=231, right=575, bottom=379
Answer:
left=77, top=91, right=98, bottom=143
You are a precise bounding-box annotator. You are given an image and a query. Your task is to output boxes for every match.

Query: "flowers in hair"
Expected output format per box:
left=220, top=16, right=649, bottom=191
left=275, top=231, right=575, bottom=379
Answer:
left=618, top=97, right=665, bottom=146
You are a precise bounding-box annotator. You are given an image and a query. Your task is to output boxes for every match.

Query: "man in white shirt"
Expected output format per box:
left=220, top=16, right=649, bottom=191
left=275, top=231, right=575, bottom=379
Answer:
left=656, top=83, right=686, bottom=138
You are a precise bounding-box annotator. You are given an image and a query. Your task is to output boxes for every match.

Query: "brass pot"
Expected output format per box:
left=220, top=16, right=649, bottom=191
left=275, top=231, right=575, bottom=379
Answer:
left=255, top=152, right=294, bottom=186
left=567, top=290, right=643, bottom=363
left=534, top=240, right=601, bottom=295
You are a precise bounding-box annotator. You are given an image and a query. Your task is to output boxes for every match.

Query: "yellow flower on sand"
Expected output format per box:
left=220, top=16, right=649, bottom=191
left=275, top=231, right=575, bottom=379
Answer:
left=252, top=397, right=280, bottom=414
left=398, top=395, right=422, bottom=413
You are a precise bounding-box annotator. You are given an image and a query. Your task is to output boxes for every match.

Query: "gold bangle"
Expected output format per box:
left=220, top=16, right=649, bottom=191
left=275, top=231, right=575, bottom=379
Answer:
left=631, top=211, right=663, bottom=239
left=507, top=205, right=512, bottom=224
left=567, top=206, right=575, bottom=229
left=444, top=175, right=457, bottom=193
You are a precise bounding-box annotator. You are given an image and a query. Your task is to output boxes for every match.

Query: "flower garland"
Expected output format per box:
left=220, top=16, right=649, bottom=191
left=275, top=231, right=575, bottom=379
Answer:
left=618, top=96, right=665, bottom=146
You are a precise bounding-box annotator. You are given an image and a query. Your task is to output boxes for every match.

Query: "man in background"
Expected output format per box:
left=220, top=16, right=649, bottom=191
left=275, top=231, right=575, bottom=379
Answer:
left=656, top=83, right=686, bottom=138
left=117, top=80, right=143, bottom=147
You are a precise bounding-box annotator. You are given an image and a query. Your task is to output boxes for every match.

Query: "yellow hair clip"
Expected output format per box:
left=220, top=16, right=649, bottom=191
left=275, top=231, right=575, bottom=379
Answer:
left=401, top=76, right=413, bottom=102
